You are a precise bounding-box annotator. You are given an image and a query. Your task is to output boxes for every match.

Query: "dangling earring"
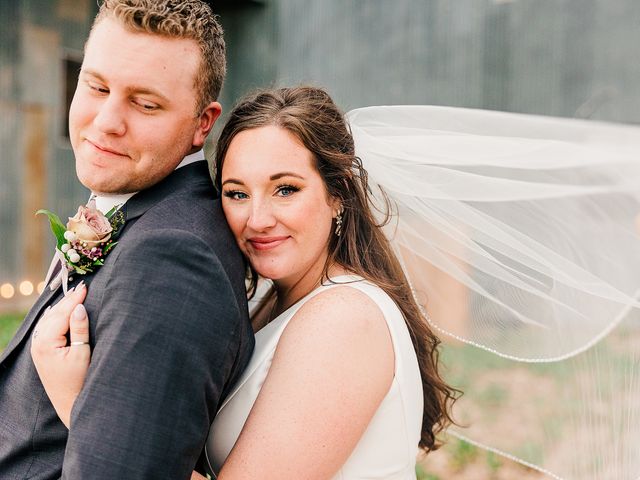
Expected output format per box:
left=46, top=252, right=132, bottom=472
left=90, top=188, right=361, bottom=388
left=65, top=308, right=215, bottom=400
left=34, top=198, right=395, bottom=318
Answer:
left=334, top=209, right=343, bottom=237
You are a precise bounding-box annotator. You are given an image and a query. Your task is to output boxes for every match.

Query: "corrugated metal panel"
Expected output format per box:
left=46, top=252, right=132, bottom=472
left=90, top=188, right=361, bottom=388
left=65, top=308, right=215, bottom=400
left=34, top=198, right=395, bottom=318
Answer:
left=221, top=0, right=640, bottom=123
left=1, top=0, right=95, bottom=309
left=0, top=1, right=23, bottom=288
left=0, top=101, right=22, bottom=285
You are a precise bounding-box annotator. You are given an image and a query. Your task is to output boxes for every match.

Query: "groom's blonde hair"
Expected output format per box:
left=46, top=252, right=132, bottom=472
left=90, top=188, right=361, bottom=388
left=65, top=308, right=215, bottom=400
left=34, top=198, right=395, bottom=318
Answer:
left=92, top=0, right=226, bottom=114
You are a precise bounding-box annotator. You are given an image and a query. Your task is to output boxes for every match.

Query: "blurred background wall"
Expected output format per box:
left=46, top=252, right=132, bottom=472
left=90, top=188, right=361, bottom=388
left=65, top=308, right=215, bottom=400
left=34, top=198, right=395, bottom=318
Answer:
left=1, top=0, right=639, bottom=311
left=0, top=0, right=98, bottom=311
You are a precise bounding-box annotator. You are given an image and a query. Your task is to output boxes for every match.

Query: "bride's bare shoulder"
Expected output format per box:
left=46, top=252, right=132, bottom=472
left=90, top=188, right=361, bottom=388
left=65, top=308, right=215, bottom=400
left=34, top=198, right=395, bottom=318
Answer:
left=297, top=283, right=383, bottom=322
left=279, top=283, right=394, bottom=361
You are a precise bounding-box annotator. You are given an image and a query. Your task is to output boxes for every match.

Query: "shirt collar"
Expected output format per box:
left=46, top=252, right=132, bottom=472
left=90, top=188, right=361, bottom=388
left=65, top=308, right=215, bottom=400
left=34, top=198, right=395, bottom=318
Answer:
left=91, top=149, right=206, bottom=214
left=177, top=149, right=206, bottom=168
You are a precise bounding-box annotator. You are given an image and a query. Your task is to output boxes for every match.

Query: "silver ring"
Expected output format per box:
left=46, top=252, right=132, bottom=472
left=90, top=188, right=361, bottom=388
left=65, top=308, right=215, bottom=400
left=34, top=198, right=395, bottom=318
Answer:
left=69, top=341, right=90, bottom=346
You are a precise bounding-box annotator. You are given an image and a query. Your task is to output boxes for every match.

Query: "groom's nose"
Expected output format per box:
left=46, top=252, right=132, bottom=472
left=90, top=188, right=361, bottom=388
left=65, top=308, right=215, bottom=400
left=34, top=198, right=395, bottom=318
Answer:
left=93, top=96, right=126, bottom=136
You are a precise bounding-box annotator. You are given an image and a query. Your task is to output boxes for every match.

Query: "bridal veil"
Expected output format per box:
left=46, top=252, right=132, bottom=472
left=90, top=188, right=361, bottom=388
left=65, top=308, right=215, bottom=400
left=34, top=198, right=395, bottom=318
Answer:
left=347, top=106, right=640, bottom=480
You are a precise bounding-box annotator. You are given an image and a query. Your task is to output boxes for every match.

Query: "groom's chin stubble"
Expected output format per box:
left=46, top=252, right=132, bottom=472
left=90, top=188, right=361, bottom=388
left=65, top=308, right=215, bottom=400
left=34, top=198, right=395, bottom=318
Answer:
left=76, top=160, right=177, bottom=195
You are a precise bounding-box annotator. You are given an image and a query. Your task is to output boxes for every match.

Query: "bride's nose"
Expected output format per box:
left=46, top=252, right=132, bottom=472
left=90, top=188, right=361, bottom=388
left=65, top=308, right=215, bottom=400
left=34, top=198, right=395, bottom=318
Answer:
left=246, top=198, right=277, bottom=231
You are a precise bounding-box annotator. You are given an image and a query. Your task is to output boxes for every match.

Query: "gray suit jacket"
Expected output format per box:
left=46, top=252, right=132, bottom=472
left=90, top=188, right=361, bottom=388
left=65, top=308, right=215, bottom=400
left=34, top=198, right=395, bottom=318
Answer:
left=0, top=161, right=254, bottom=479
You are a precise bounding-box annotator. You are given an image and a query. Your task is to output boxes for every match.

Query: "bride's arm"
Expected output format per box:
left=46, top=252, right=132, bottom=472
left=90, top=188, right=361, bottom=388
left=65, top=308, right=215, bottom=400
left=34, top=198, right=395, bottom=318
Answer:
left=217, top=286, right=395, bottom=480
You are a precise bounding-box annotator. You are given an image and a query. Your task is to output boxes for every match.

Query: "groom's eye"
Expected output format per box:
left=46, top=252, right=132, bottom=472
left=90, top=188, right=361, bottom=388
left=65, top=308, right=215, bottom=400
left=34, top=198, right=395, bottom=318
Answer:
left=87, top=81, right=108, bottom=94
left=132, top=98, right=159, bottom=112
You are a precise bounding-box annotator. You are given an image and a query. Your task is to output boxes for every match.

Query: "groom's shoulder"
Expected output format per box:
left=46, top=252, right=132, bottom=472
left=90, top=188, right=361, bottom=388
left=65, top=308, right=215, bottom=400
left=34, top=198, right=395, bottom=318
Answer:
left=111, top=194, right=246, bottom=295
left=141, top=188, right=225, bottom=233
left=121, top=186, right=239, bottom=264
left=135, top=180, right=226, bottom=233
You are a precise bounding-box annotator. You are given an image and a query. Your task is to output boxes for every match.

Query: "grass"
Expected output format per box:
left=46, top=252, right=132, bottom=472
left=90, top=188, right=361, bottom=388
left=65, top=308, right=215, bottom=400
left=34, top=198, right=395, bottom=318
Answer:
left=416, top=464, right=440, bottom=480
left=449, top=439, right=479, bottom=470
left=0, top=312, right=23, bottom=350
left=486, top=451, right=502, bottom=473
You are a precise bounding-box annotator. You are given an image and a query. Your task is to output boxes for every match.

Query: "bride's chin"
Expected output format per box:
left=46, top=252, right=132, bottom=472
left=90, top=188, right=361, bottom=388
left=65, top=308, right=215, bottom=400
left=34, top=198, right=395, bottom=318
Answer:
left=247, top=256, right=282, bottom=279
left=253, top=268, right=281, bottom=282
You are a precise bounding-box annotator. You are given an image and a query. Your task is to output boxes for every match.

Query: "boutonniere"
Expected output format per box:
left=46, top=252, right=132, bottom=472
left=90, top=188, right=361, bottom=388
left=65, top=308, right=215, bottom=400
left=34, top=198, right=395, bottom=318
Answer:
left=37, top=200, right=125, bottom=291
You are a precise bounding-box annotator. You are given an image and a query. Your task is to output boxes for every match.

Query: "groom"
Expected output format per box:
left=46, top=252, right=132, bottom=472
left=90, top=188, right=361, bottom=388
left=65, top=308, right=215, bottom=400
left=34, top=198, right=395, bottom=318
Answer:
left=0, top=1, right=253, bottom=478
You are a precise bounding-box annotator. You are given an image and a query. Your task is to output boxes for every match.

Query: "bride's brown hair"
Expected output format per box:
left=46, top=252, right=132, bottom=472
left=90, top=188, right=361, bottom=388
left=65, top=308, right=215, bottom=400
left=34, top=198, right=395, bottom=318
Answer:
left=214, top=86, right=458, bottom=452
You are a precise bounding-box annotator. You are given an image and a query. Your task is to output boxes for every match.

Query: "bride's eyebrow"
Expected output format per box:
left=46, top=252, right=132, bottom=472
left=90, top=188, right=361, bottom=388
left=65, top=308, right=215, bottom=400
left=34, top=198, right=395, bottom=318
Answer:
left=221, top=178, right=244, bottom=187
left=270, top=172, right=304, bottom=181
left=221, top=172, right=305, bottom=187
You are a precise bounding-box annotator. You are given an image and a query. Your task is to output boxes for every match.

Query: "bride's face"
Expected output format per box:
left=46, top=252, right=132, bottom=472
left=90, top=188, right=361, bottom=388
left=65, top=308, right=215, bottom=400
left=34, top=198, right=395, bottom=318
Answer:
left=221, top=125, right=340, bottom=287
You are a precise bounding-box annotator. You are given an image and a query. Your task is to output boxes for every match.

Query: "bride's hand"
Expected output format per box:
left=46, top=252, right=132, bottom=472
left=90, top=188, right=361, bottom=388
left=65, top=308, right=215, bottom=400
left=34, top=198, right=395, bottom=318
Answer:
left=31, top=283, right=91, bottom=428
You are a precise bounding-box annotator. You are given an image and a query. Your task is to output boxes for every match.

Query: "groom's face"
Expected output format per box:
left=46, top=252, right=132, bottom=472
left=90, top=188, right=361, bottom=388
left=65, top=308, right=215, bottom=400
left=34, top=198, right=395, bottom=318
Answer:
left=69, top=17, right=221, bottom=194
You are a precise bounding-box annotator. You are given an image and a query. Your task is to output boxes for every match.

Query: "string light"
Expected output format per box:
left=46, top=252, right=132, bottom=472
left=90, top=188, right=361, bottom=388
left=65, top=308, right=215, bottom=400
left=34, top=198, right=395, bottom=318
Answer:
left=19, top=281, right=34, bottom=296
left=1, top=283, right=15, bottom=299
left=1, top=280, right=46, bottom=300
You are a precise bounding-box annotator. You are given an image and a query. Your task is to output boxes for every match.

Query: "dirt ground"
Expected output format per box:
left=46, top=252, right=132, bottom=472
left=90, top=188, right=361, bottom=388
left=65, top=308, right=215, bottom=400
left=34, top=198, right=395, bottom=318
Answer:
left=417, top=439, right=546, bottom=479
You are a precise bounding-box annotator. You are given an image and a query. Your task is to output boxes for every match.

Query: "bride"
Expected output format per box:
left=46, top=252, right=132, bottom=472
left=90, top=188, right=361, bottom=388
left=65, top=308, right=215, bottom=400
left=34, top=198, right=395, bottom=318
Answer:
left=30, top=86, right=458, bottom=479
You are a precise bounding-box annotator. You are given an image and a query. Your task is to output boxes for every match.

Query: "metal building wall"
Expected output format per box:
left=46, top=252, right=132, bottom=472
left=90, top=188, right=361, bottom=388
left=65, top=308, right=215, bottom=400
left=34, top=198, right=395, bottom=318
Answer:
left=0, top=0, right=96, bottom=310
left=0, top=2, right=22, bottom=297
left=220, top=0, right=640, bottom=123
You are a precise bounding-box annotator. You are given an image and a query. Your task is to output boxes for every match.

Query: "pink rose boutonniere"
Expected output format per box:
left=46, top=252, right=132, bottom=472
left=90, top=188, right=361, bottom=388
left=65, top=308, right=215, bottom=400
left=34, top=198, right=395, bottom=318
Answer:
left=38, top=200, right=125, bottom=289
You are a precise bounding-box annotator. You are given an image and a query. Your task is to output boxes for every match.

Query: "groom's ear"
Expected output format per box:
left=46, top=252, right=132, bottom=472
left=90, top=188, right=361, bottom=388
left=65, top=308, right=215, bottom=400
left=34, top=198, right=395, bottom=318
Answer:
left=192, top=101, right=222, bottom=148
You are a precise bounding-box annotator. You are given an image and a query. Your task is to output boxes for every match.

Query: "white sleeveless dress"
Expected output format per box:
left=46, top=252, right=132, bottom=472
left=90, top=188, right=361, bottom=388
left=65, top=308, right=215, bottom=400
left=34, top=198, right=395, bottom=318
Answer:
left=205, top=275, right=423, bottom=479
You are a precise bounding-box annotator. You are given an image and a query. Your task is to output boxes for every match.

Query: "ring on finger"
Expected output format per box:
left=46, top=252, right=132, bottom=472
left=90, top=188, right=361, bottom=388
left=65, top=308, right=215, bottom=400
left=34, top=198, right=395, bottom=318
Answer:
left=70, top=341, right=89, bottom=346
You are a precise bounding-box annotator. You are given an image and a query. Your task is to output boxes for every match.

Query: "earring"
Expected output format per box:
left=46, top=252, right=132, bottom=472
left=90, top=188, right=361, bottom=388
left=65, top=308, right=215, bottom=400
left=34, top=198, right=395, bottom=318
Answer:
left=334, top=210, right=343, bottom=237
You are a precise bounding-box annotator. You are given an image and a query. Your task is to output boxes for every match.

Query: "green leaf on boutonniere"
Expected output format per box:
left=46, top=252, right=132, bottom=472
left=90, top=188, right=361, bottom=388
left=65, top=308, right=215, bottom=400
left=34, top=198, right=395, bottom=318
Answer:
left=103, top=242, right=118, bottom=255
left=104, top=205, right=119, bottom=219
left=36, top=209, right=67, bottom=248
left=109, top=210, right=125, bottom=240
left=93, top=259, right=104, bottom=266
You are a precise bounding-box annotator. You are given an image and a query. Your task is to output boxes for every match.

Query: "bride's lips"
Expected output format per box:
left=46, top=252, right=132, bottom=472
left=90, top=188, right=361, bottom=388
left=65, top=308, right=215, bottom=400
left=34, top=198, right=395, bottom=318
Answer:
left=86, top=139, right=128, bottom=157
left=247, top=236, right=289, bottom=251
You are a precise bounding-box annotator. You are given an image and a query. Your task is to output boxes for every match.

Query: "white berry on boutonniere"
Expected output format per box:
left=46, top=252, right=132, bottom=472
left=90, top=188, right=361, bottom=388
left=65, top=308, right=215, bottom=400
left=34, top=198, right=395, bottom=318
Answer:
left=37, top=200, right=125, bottom=291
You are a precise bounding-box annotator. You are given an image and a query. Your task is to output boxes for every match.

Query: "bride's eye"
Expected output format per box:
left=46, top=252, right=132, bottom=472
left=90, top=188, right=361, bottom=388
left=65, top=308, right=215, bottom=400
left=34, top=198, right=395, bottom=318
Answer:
left=223, top=190, right=249, bottom=200
left=276, top=184, right=299, bottom=197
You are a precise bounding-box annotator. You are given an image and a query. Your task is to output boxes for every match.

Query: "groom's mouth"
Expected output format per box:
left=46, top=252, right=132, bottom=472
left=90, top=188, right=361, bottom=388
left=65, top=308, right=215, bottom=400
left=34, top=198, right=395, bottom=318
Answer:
left=86, top=139, right=128, bottom=158
left=247, top=236, right=289, bottom=251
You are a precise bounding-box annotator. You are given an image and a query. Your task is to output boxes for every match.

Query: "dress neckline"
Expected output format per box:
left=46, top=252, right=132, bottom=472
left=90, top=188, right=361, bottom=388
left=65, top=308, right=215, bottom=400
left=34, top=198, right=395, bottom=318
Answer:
left=322, top=273, right=364, bottom=283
